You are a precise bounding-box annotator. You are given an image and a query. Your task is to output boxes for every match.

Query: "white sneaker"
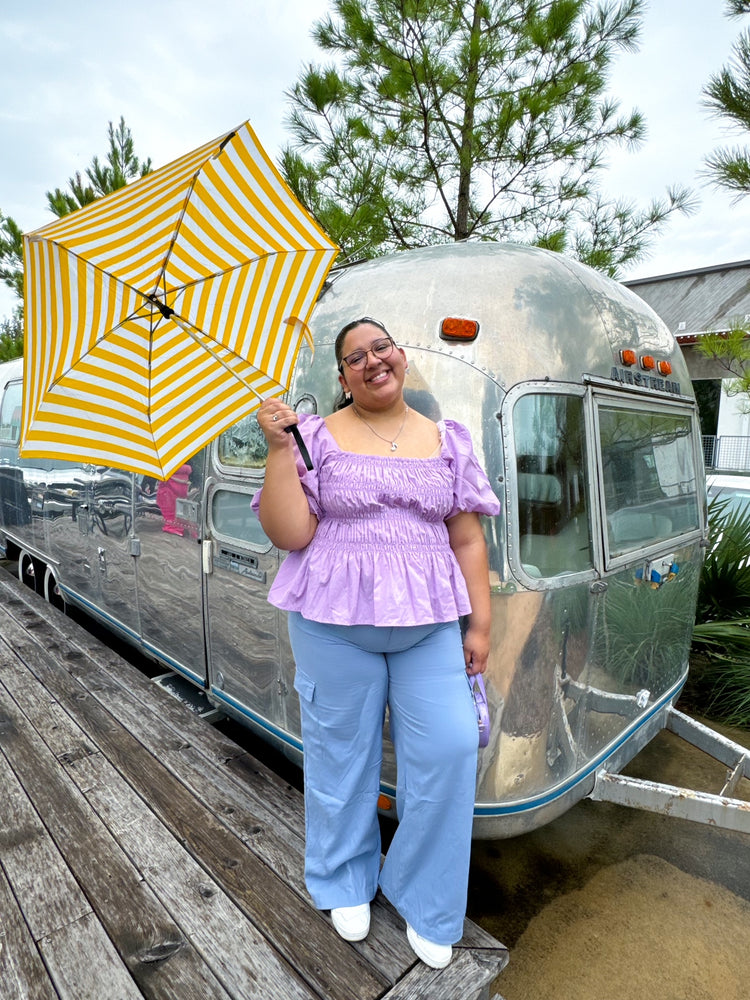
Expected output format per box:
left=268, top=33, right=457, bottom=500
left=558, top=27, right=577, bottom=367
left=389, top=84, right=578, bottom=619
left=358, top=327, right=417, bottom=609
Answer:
left=406, top=923, right=452, bottom=968
left=330, top=903, right=371, bottom=941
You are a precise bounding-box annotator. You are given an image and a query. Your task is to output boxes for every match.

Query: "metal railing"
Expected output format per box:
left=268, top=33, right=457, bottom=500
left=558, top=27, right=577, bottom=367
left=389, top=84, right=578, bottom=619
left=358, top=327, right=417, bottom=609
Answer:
left=703, top=435, right=750, bottom=472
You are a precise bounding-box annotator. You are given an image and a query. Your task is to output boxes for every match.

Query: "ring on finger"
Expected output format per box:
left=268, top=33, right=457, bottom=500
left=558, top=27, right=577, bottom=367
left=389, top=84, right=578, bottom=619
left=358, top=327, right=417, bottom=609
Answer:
left=272, top=414, right=279, bottom=422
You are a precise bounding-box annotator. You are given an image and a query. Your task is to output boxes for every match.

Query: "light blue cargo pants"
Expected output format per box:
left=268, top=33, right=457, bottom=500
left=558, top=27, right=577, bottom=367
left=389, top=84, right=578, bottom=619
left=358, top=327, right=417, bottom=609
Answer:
left=287, top=612, right=479, bottom=945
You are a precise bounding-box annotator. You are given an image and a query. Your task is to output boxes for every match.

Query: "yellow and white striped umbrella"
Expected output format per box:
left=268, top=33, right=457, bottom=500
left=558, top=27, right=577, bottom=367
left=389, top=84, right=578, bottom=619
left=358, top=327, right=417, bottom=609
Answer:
left=21, top=121, right=338, bottom=479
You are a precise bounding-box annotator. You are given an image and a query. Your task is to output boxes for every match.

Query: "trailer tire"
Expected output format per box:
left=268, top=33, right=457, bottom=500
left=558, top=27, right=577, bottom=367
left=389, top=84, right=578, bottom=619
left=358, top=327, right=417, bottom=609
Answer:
left=44, top=565, right=66, bottom=612
left=18, top=549, right=41, bottom=594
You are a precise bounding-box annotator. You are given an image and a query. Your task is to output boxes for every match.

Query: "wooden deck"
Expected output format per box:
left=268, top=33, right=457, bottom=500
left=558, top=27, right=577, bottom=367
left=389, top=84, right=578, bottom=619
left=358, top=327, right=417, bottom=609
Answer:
left=0, top=572, right=508, bottom=1000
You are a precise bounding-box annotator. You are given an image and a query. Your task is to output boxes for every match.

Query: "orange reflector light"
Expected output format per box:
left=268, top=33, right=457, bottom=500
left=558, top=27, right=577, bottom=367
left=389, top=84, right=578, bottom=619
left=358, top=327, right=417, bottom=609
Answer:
left=377, top=794, right=393, bottom=811
left=620, top=349, right=637, bottom=366
left=440, top=317, right=479, bottom=341
left=640, top=354, right=656, bottom=371
left=658, top=360, right=672, bottom=376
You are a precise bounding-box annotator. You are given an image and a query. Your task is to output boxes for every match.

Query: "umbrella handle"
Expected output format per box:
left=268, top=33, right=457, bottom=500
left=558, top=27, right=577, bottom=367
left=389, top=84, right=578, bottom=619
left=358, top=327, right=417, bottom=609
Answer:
left=285, top=424, right=314, bottom=471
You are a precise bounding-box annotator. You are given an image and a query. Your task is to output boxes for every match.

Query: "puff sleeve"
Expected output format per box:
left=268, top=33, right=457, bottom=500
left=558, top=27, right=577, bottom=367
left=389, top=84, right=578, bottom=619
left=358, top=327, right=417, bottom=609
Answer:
left=441, top=419, right=501, bottom=520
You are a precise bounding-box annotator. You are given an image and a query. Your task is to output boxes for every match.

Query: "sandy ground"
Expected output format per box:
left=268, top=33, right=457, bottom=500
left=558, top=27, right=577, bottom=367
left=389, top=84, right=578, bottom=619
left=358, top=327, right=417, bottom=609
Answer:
left=494, top=854, right=750, bottom=1000
left=467, top=719, right=750, bottom=1000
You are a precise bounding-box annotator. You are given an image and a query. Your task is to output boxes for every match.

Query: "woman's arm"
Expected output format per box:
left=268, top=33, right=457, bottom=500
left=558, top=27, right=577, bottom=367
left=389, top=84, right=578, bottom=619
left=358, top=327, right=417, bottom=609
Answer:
left=256, top=400, right=318, bottom=550
left=447, top=511, right=492, bottom=675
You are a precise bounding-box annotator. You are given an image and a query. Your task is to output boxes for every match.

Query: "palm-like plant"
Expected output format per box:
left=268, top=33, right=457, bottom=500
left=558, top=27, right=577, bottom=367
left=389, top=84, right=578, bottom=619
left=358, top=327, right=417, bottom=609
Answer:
left=689, top=495, right=750, bottom=727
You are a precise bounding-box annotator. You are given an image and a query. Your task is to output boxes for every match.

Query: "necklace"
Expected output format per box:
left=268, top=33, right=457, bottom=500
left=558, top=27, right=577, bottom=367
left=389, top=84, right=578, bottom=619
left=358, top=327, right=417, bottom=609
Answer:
left=352, top=404, right=410, bottom=451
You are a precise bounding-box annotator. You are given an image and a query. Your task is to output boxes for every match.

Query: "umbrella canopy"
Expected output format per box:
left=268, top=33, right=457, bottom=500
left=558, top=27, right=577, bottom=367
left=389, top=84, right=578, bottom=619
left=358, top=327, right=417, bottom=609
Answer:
left=21, top=121, right=338, bottom=479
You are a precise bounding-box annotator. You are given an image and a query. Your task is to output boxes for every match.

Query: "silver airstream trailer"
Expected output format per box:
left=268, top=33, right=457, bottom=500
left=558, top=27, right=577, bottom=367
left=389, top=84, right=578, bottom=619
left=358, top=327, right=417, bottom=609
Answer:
left=2, top=241, right=742, bottom=837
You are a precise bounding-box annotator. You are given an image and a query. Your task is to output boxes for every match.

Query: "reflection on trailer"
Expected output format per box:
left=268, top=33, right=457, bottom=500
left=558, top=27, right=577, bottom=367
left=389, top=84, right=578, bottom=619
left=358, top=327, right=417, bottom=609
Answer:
left=3, top=242, right=746, bottom=837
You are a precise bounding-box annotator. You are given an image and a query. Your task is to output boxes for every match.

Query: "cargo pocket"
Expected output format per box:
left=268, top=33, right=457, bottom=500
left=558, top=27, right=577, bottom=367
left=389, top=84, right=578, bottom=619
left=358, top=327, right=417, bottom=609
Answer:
left=294, top=670, right=316, bottom=704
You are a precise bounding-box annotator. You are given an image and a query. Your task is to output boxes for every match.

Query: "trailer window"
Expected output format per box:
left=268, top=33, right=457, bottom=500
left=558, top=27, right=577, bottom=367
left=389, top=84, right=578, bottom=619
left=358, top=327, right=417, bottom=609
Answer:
left=211, top=488, right=271, bottom=549
left=598, top=404, right=700, bottom=558
left=216, top=414, right=268, bottom=471
left=0, top=379, right=22, bottom=444
left=513, top=393, right=593, bottom=578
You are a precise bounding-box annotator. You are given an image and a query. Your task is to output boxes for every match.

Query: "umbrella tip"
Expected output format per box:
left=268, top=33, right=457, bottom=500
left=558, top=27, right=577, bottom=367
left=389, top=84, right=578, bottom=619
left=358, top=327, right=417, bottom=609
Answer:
left=147, top=294, right=174, bottom=320
left=217, top=131, right=237, bottom=154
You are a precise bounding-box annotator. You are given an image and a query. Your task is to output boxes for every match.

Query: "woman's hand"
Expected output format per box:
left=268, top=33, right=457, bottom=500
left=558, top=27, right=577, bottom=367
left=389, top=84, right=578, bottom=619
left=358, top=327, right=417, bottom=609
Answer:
left=462, top=623, right=490, bottom=675
left=257, top=399, right=299, bottom=451
left=255, top=400, right=317, bottom=551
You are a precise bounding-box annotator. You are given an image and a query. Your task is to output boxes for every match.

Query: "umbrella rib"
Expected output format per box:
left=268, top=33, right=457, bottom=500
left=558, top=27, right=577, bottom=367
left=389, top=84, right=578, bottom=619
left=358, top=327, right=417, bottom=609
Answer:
left=153, top=132, right=245, bottom=304
left=147, top=298, right=264, bottom=402
left=155, top=170, right=202, bottom=301
left=35, top=243, right=158, bottom=311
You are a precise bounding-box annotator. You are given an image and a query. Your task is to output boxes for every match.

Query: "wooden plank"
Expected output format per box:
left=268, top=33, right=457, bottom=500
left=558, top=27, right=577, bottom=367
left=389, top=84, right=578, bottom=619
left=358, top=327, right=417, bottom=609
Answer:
left=67, top=752, right=320, bottom=1000
left=0, top=578, right=417, bottom=980
left=0, top=579, right=419, bottom=978
left=0, top=703, right=144, bottom=998
left=0, top=575, right=509, bottom=996
left=0, top=866, right=58, bottom=1000
left=0, top=601, right=391, bottom=1000
left=1, top=580, right=305, bottom=839
left=38, top=911, right=144, bottom=1000
left=0, top=739, right=91, bottom=940
left=0, top=636, right=323, bottom=1000
left=63, top=661, right=309, bottom=894
left=56, top=649, right=417, bottom=981
left=0, top=588, right=306, bottom=863
left=0, top=658, right=235, bottom=1000
left=380, top=948, right=509, bottom=1000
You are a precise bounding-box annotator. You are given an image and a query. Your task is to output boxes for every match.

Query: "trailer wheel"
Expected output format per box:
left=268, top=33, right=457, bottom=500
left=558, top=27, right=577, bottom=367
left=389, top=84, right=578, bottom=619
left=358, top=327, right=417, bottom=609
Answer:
left=44, top=565, right=66, bottom=612
left=18, top=549, right=40, bottom=593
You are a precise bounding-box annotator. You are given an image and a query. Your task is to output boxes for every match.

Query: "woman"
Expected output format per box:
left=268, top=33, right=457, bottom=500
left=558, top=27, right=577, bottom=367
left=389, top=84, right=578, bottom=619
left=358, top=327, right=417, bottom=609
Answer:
left=253, top=317, right=500, bottom=968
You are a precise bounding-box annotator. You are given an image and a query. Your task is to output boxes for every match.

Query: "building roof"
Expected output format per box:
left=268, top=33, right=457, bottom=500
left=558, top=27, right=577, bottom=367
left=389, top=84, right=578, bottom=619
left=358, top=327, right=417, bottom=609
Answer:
left=623, top=259, right=750, bottom=344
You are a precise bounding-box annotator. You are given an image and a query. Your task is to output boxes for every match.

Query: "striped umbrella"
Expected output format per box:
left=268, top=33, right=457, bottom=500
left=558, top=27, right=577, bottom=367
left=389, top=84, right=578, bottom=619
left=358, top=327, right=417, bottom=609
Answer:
left=21, top=121, right=338, bottom=479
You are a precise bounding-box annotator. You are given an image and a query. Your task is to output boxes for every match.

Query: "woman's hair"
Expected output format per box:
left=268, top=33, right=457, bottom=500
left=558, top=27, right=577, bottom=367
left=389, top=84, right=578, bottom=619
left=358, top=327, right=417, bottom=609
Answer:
left=333, top=316, right=392, bottom=411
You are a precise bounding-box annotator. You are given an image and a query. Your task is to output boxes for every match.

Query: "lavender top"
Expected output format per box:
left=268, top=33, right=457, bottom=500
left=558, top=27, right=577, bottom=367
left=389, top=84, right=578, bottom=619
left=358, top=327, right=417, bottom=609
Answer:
left=251, top=413, right=500, bottom=627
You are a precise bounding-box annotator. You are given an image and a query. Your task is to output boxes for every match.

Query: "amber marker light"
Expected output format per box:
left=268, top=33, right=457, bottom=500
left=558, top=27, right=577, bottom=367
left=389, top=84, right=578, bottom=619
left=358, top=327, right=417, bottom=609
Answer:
left=640, top=354, right=656, bottom=371
left=377, top=794, right=393, bottom=811
left=658, top=360, right=672, bottom=376
left=620, top=349, right=637, bottom=366
left=440, top=317, right=479, bottom=341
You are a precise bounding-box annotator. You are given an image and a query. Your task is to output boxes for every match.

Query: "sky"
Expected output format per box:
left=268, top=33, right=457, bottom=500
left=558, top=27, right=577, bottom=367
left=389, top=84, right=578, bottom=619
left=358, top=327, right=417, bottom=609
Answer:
left=2, top=0, right=750, bottom=322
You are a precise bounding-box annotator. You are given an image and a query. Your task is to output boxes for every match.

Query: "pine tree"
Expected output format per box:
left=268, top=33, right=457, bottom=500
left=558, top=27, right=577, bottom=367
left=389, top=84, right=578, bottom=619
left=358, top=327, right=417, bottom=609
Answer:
left=0, top=212, right=24, bottom=301
left=284, top=0, right=693, bottom=274
left=703, top=1, right=750, bottom=199
left=46, top=117, right=152, bottom=218
left=0, top=309, right=23, bottom=362
left=0, top=118, right=152, bottom=346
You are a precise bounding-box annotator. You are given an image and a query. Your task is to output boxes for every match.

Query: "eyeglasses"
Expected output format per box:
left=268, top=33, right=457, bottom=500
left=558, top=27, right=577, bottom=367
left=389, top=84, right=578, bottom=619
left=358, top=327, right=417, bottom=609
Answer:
left=339, top=337, right=395, bottom=371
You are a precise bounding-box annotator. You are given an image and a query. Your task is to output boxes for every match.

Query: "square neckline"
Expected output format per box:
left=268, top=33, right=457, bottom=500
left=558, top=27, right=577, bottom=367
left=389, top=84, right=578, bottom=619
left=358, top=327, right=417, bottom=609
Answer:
left=319, top=415, right=446, bottom=461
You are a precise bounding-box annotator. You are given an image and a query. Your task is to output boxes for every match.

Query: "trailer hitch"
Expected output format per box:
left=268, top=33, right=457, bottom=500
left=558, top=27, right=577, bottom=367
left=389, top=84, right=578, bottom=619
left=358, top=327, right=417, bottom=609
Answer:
left=589, top=708, right=750, bottom=835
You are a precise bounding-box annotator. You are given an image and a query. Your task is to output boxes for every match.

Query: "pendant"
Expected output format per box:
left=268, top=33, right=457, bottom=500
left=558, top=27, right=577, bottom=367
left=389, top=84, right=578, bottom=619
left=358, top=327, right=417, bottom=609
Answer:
left=390, top=442, right=398, bottom=451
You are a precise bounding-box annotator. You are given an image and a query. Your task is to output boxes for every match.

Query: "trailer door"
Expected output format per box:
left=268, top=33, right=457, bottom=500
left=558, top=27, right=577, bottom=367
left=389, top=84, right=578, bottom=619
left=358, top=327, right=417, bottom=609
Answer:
left=132, top=462, right=208, bottom=687
left=203, top=482, right=282, bottom=726
left=86, top=467, right=140, bottom=636
left=202, top=415, right=286, bottom=740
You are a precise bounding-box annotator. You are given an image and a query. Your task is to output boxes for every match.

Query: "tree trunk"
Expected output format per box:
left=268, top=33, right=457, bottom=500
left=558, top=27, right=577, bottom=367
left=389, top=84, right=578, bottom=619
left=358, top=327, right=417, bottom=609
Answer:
left=456, top=0, right=482, bottom=241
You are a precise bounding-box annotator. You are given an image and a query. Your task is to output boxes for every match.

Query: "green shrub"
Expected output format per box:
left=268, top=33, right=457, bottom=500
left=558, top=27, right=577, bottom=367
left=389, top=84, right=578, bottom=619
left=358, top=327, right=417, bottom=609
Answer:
left=688, top=496, right=750, bottom=728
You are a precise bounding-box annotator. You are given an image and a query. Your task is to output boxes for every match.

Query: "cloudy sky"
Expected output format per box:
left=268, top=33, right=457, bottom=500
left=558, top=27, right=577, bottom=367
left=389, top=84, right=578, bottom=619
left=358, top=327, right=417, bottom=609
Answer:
left=2, top=0, right=749, bottom=321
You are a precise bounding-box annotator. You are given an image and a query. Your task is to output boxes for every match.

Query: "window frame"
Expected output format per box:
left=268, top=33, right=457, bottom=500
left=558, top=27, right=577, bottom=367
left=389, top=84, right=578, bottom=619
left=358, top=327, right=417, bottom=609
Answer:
left=0, top=377, right=22, bottom=445
left=206, top=482, right=273, bottom=554
left=504, top=381, right=596, bottom=590
left=590, top=387, right=705, bottom=572
left=504, top=381, right=705, bottom=588
left=212, top=411, right=269, bottom=480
